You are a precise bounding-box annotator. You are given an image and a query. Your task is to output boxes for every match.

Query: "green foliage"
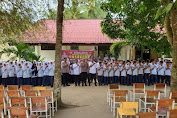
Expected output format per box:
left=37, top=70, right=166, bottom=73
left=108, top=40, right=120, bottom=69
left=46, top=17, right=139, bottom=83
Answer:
left=0, top=40, right=44, bottom=62
left=101, top=0, right=172, bottom=56
left=110, top=41, right=130, bottom=58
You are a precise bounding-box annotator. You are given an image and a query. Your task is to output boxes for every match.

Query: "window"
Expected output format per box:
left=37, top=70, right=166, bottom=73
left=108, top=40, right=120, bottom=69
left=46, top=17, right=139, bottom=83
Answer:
left=41, top=45, right=55, bottom=50
left=70, top=46, right=78, bottom=50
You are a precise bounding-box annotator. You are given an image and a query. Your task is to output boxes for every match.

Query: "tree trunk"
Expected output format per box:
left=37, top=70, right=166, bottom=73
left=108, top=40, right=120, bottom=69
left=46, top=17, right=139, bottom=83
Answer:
left=170, top=10, right=177, bottom=91
left=54, top=0, right=64, bottom=108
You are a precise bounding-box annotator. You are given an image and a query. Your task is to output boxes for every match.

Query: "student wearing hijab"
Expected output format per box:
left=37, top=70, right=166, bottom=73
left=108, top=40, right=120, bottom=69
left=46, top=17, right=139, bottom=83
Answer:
left=22, top=62, right=31, bottom=85
left=16, top=63, right=23, bottom=88
left=48, top=61, right=55, bottom=87
left=8, top=61, right=16, bottom=85
left=2, top=63, right=8, bottom=87
left=37, top=62, right=43, bottom=86
left=0, top=62, right=2, bottom=84
left=42, top=62, right=49, bottom=86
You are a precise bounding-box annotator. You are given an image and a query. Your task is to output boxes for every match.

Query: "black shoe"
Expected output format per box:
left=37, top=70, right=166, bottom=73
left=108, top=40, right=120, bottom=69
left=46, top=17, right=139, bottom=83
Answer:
left=85, top=84, right=87, bottom=86
left=66, top=84, right=70, bottom=86
left=95, top=84, right=97, bottom=86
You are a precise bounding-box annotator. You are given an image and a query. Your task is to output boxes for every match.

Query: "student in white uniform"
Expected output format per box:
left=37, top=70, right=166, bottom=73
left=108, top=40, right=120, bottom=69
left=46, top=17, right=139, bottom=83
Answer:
left=8, top=61, right=16, bottom=85
left=120, top=62, right=126, bottom=85
left=114, top=62, right=120, bottom=84
left=103, top=63, right=109, bottom=85
left=42, top=62, right=49, bottom=86
left=126, top=60, right=132, bottom=86
left=37, top=62, right=43, bottom=86
left=88, top=58, right=97, bottom=86
left=22, top=62, right=31, bottom=85
left=16, top=63, right=23, bottom=88
left=73, top=59, right=80, bottom=86
left=138, top=60, right=144, bottom=83
left=108, top=63, right=114, bottom=84
left=157, top=61, right=165, bottom=83
left=165, top=62, right=171, bottom=86
left=97, top=62, right=103, bottom=86
left=132, top=61, right=138, bottom=83
left=144, top=60, right=151, bottom=86
left=150, top=59, right=157, bottom=85
left=48, top=61, right=55, bottom=87
left=2, top=63, right=8, bottom=87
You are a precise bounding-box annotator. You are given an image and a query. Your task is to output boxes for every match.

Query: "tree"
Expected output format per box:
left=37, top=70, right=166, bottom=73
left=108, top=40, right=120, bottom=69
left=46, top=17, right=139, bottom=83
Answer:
left=101, top=0, right=177, bottom=90
left=0, top=41, right=43, bottom=62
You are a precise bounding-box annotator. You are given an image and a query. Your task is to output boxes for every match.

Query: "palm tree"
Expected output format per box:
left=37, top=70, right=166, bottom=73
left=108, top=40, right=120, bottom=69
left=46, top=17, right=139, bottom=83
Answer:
left=0, top=41, right=43, bottom=61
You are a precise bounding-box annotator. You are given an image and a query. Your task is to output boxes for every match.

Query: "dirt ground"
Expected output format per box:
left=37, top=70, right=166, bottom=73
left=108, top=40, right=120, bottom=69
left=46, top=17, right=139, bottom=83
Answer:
left=54, top=83, right=170, bottom=118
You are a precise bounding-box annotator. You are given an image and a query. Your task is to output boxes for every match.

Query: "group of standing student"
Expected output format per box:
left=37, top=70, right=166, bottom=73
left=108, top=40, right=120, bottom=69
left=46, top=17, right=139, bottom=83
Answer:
left=0, top=60, right=55, bottom=87
left=61, top=57, right=172, bottom=87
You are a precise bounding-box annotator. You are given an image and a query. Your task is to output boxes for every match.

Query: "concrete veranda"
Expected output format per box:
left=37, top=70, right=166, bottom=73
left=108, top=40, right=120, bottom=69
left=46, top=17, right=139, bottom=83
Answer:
left=54, top=83, right=171, bottom=118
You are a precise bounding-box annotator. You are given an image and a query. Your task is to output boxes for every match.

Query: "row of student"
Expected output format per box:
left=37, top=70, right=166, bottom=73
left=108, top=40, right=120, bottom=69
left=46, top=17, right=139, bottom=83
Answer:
left=61, top=58, right=172, bottom=86
left=0, top=60, right=55, bottom=87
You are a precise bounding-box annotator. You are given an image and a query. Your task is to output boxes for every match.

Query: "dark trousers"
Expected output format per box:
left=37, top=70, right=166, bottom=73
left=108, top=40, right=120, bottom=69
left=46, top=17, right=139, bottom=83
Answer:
left=17, top=77, right=23, bottom=88
left=63, top=73, right=69, bottom=86
left=49, top=76, right=54, bottom=87
left=108, top=77, right=112, bottom=84
left=98, top=76, right=103, bottom=86
left=132, top=75, right=137, bottom=83
left=23, top=78, right=31, bottom=85
left=139, top=74, right=143, bottom=83
left=0, top=76, right=2, bottom=85
left=9, top=77, right=16, bottom=85
left=2, top=78, right=8, bottom=87
left=150, top=74, right=157, bottom=85
left=127, top=74, right=132, bottom=85
left=165, top=75, right=171, bottom=86
left=81, top=72, right=87, bottom=86
left=36, top=77, right=42, bottom=86
left=157, top=75, right=161, bottom=83
left=144, top=73, right=150, bottom=85
left=89, top=74, right=97, bottom=86
left=74, top=75, right=80, bottom=86
left=114, top=76, right=120, bottom=83
left=32, top=77, right=37, bottom=86
left=121, top=76, right=126, bottom=85
left=104, top=77, right=108, bottom=85
left=161, top=76, right=165, bottom=83
left=42, top=76, right=49, bottom=86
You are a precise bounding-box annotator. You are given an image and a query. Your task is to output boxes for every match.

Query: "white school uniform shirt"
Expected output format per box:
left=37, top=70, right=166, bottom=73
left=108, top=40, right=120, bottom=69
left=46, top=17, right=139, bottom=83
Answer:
left=48, top=64, right=55, bottom=76
left=150, top=64, right=157, bottom=75
left=103, top=65, right=109, bottom=77
left=126, top=65, right=132, bottom=75
left=157, top=65, right=165, bottom=76
left=114, top=66, right=120, bottom=77
left=88, top=62, right=96, bottom=74
left=138, top=64, right=144, bottom=75
left=43, top=66, right=49, bottom=76
left=8, top=63, right=16, bottom=77
left=73, top=63, right=80, bottom=75
left=37, top=65, right=44, bottom=77
left=22, top=65, right=31, bottom=78
left=104, top=56, right=109, bottom=61
left=16, top=65, right=23, bottom=78
left=144, top=63, right=150, bottom=73
left=132, top=65, right=138, bottom=75
left=120, top=67, right=126, bottom=77
left=2, top=64, right=8, bottom=78
left=109, top=66, right=114, bottom=77
left=97, top=65, right=103, bottom=76
left=165, top=67, right=171, bottom=76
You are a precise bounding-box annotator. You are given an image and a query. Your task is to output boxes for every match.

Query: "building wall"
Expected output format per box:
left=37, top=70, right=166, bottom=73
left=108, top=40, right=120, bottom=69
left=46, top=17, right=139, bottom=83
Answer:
left=118, top=45, right=132, bottom=60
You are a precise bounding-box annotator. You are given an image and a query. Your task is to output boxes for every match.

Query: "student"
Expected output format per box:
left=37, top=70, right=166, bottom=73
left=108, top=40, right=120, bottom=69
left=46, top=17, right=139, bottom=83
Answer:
left=114, top=63, right=120, bottom=84
left=48, top=61, right=55, bottom=87
left=132, top=61, right=138, bottom=83
left=0, top=62, right=2, bottom=84
left=138, top=60, right=144, bottom=83
left=2, top=63, right=8, bottom=87
left=165, top=62, right=171, bottom=86
left=150, top=60, right=157, bottom=85
left=61, top=58, right=70, bottom=87
left=88, top=58, right=97, bottom=86
left=103, top=63, right=109, bottom=85
left=120, top=62, right=126, bottom=85
left=144, top=60, right=151, bottom=86
left=97, top=62, right=103, bottom=86
left=42, top=62, right=49, bottom=86
left=73, top=59, right=80, bottom=86
left=22, top=62, right=31, bottom=85
left=108, top=63, right=114, bottom=84
left=81, top=59, right=88, bottom=86
left=16, top=63, right=23, bottom=88
left=157, top=61, right=165, bottom=83
left=37, top=62, right=43, bottom=86
left=126, top=60, right=132, bottom=86
left=8, top=61, right=16, bottom=85
left=31, top=63, right=38, bottom=86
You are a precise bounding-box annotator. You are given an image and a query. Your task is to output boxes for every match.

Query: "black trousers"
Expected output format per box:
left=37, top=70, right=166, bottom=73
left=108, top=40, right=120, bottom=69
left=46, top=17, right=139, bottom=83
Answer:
left=81, top=72, right=87, bottom=86
left=89, top=73, right=97, bottom=86
left=75, top=75, right=80, bottom=86
left=63, top=73, right=69, bottom=86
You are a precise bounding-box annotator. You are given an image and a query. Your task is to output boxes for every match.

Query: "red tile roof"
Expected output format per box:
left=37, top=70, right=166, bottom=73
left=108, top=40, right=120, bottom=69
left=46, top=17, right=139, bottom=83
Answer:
left=21, top=19, right=119, bottom=44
